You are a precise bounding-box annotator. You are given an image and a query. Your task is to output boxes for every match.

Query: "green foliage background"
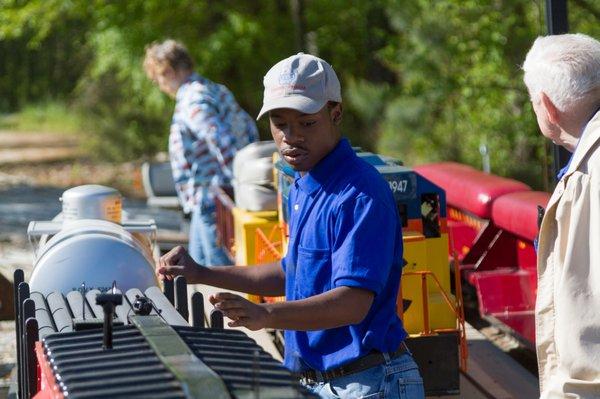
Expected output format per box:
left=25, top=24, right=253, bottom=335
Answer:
left=0, top=0, right=598, bottom=189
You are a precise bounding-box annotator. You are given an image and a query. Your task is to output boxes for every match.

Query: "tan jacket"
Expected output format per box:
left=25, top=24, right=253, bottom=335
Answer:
left=537, top=110, right=600, bottom=398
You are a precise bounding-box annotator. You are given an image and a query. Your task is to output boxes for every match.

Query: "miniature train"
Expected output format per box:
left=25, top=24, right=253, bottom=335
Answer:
left=12, top=143, right=544, bottom=398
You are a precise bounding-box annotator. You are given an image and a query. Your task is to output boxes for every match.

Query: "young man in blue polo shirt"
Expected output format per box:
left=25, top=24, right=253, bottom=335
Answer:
left=158, top=53, right=424, bottom=398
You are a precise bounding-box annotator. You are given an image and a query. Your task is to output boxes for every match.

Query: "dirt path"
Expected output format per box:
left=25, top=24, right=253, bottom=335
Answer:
left=0, top=130, right=145, bottom=196
left=0, top=131, right=80, bottom=165
left=0, top=131, right=78, bottom=148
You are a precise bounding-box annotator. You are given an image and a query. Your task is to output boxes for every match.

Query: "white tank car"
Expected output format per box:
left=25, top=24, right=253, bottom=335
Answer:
left=27, top=185, right=159, bottom=295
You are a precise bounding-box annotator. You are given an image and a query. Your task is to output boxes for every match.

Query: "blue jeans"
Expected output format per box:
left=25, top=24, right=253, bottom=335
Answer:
left=302, top=352, right=424, bottom=399
left=188, top=205, right=231, bottom=266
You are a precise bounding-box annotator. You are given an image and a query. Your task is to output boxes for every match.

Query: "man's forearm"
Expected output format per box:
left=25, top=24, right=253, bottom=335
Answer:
left=262, top=286, right=374, bottom=331
left=191, top=261, right=285, bottom=296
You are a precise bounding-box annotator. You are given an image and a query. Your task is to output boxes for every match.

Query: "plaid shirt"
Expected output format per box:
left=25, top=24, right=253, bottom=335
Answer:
left=169, top=73, right=258, bottom=213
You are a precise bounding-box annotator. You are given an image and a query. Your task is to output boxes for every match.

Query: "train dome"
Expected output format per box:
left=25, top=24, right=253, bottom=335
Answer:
left=61, top=184, right=122, bottom=223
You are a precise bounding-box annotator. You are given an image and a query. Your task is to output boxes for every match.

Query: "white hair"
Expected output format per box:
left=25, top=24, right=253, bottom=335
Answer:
left=523, top=33, right=600, bottom=111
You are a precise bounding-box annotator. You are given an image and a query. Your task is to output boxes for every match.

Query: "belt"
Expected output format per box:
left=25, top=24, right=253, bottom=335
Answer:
left=300, top=342, right=408, bottom=383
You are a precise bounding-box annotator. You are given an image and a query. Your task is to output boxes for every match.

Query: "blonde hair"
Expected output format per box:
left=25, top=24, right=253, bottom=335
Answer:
left=523, top=33, right=600, bottom=111
left=143, top=39, right=194, bottom=80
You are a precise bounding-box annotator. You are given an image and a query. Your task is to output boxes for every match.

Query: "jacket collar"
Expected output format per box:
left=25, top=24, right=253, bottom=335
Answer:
left=295, top=138, right=354, bottom=195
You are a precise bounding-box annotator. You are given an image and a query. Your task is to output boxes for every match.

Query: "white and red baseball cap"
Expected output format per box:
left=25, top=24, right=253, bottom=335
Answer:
left=257, top=53, right=341, bottom=120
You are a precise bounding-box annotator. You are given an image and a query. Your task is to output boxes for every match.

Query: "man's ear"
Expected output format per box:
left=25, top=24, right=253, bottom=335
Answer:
left=331, top=103, right=343, bottom=125
left=541, top=92, right=560, bottom=124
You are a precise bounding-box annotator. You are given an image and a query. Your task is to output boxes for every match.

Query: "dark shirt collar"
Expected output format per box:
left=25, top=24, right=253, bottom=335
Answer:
left=295, top=138, right=354, bottom=195
left=556, top=158, right=572, bottom=180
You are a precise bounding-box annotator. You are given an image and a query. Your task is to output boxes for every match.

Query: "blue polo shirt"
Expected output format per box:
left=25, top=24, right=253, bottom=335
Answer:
left=281, top=138, right=407, bottom=372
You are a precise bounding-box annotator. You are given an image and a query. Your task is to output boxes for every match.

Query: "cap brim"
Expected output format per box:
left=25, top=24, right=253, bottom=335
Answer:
left=256, top=96, right=326, bottom=120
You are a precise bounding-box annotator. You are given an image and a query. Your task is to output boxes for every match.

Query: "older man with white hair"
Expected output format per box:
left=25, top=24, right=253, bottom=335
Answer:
left=523, top=33, right=600, bottom=398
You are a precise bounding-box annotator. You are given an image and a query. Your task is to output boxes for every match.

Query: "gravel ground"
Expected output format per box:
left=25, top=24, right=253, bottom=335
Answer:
left=0, top=321, right=15, bottom=371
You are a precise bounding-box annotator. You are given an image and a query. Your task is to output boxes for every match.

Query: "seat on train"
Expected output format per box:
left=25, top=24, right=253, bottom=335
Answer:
left=141, top=161, right=181, bottom=209
left=491, top=191, right=550, bottom=243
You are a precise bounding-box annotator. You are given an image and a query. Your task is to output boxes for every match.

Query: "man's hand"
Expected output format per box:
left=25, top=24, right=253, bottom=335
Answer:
left=210, top=292, right=270, bottom=331
left=157, top=245, right=200, bottom=282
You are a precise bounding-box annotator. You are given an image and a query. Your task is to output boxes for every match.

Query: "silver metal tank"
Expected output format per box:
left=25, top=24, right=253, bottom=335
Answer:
left=61, top=185, right=122, bottom=223
left=232, top=141, right=278, bottom=211
left=28, top=185, right=158, bottom=295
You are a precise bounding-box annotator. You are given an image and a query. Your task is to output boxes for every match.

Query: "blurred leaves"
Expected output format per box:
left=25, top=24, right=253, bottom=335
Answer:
left=0, top=0, right=598, bottom=187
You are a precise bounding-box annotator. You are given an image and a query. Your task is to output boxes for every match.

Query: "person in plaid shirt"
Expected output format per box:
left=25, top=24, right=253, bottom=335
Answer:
left=144, top=39, right=258, bottom=265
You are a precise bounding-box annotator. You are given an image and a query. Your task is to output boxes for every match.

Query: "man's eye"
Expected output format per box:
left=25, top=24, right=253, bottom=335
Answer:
left=302, top=120, right=316, bottom=127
